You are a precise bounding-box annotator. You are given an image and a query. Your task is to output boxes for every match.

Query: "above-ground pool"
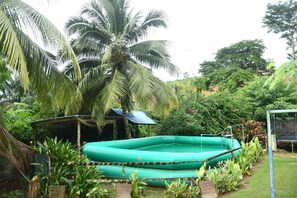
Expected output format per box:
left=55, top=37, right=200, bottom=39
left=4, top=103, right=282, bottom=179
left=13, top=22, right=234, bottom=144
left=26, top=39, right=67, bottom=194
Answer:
left=83, top=136, right=241, bottom=186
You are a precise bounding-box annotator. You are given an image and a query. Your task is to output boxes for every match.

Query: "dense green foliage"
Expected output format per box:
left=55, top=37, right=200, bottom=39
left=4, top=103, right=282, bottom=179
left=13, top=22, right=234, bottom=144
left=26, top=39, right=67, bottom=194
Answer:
left=37, top=138, right=108, bottom=198
left=0, top=190, right=25, bottom=198
left=200, top=40, right=270, bottom=75
left=235, top=138, right=264, bottom=175
left=207, top=160, right=243, bottom=193
left=159, top=33, right=297, bottom=136
left=198, top=40, right=272, bottom=92
left=4, top=102, right=42, bottom=143
left=158, top=91, right=250, bottom=135
left=206, top=138, right=263, bottom=194
left=263, top=0, right=297, bottom=59
left=0, top=0, right=81, bottom=114
left=237, top=76, right=297, bottom=121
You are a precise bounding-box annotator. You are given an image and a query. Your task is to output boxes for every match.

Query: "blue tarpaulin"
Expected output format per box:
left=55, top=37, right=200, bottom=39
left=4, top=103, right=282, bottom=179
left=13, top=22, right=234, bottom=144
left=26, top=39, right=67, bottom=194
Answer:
left=111, top=108, right=156, bottom=125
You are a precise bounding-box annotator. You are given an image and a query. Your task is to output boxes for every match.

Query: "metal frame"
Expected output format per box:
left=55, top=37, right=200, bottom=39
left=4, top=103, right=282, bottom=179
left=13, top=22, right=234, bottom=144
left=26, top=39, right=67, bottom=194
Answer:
left=200, top=124, right=244, bottom=158
left=266, top=109, right=297, bottom=198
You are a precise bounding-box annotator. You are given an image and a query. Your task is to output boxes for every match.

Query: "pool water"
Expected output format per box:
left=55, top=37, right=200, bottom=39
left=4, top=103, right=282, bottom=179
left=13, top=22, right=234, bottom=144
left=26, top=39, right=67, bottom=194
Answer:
left=135, top=143, right=225, bottom=153
left=83, top=136, right=241, bottom=186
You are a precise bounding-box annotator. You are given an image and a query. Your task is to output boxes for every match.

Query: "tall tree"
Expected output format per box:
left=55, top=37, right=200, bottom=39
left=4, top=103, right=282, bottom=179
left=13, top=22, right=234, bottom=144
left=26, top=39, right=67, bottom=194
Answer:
left=0, top=0, right=83, bottom=176
left=65, top=0, right=178, bottom=138
left=199, top=40, right=270, bottom=76
left=0, top=0, right=82, bottom=112
left=263, top=0, right=297, bottom=60
left=198, top=40, right=271, bottom=92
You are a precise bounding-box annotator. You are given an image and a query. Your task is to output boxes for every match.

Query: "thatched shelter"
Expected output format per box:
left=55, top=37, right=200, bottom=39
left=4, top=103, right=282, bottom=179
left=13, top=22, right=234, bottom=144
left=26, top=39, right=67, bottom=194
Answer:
left=31, top=109, right=156, bottom=150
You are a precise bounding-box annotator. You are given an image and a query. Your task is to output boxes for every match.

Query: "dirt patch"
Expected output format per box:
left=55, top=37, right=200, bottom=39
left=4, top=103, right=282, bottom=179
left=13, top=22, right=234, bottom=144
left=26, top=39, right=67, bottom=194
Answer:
left=0, top=179, right=27, bottom=193
left=289, top=162, right=297, bottom=165
left=273, top=150, right=297, bottom=158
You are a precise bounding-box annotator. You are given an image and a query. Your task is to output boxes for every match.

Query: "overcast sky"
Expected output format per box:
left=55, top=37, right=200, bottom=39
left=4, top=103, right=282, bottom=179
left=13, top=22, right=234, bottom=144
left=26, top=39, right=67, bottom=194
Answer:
left=29, top=0, right=288, bottom=81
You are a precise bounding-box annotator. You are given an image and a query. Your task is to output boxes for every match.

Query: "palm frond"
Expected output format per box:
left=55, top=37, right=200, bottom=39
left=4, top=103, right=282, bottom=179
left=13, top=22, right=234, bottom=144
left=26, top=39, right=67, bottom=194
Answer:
left=0, top=6, right=29, bottom=89
left=129, top=40, right=179, bottom=75
left=13, top=29, right=79, bottom=113
left=0, top=0, right=81, bottom=87
left=151, top=77, right=178, bottom=117
left=99, top=69, right=127, bottom=112
left=91, top=69, right=127, bottom=124
left=125, top=61, right=155, bottom=105
left=126, top=10, right=167, bottom=42
left=265, top=60, right=297, bottom=88
left=82, top=0, right=108, bottom=28
left=77, top=66, right=105, bottom=95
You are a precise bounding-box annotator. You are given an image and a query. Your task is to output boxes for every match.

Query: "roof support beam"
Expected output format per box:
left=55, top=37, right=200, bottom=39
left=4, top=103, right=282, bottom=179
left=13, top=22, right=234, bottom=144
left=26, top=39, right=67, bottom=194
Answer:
left=77, top=120, right=81, bottom=150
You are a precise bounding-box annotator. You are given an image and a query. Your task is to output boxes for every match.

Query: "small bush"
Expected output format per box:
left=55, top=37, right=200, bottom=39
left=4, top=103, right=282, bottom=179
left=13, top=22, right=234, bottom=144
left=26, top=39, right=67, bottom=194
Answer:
left=207, top=160, right=243, bottom=193
left=165, top=179, right=188, bottom=198
left=37, top=138, right=108, bottom=197
left=187, top=178, right=201, bottom=198
left=235, top=137, right=264, bottom=175
left=130, top=171, right=147, bottom=198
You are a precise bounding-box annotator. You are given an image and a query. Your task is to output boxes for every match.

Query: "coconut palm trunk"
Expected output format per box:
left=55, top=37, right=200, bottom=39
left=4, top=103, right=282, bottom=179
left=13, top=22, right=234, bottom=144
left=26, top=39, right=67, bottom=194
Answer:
left=121, top=101, right=132, bottom=139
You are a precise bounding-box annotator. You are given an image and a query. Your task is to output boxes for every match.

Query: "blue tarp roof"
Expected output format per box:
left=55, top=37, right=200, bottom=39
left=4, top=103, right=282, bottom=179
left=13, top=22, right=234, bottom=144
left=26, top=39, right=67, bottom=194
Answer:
left=111, top=108, right=156, bottom=125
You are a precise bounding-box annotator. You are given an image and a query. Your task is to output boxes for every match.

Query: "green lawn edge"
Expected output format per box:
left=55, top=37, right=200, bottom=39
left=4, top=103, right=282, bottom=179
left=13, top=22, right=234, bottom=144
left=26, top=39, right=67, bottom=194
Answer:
left=223, top=153, right=297, bottom=198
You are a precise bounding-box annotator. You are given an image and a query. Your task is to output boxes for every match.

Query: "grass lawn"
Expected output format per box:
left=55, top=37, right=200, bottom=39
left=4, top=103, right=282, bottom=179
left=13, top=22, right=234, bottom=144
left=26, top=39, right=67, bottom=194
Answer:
left=222, top=152, right=297, bottom=198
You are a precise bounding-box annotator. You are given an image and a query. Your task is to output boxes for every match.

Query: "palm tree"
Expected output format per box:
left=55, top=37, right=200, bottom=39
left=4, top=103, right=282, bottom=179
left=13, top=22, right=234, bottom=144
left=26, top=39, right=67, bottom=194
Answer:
left=0, top=0, right=82, bottom=111
left=65, top=0, right=178, bottom=138
left=0, top=0, right=83, bottom=176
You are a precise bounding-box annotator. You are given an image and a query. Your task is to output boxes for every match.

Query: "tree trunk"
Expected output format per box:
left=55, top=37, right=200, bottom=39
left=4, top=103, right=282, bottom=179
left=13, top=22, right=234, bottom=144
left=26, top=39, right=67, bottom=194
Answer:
left=27, top=177, right=40, bottom=198
left=291, top=33, right=296, bottom=60
left=121, top=102, right=132, bottom=139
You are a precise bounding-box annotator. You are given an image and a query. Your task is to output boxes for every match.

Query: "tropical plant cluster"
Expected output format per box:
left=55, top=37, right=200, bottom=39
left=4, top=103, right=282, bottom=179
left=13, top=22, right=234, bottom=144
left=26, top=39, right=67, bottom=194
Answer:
left=207, top=137, right=263, bottom=193
left=130, top=171, right=147, bottom=198
left=160, top=138, right=264, bottom=196
left=37, top=138, right=109, bottom=198
left=235, top=137, right=264, bottom=176
left=207, top=160, right=243, bottom=193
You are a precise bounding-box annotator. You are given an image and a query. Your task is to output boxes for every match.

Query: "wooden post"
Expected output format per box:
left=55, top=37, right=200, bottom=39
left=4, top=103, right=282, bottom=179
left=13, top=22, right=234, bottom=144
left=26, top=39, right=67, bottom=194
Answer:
left=77, top=120, right=81, bottom=150
left=200, top=180, right=218, bottom=198
left=113, top=121, right=117, bottom=140
left=27, top=177, right=40, bottom=198
left=33, top=125, right=37, bottom=147
left=48, top=185, right=65, bottom=198
left=115, top=183, right=131, bottom=198
left=231, top=126, right=234, bottom=159
left=232, top=136, right=234, bottom=159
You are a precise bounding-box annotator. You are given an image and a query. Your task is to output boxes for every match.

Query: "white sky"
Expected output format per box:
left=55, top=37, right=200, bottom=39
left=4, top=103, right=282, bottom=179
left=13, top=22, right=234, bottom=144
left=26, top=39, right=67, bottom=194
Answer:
left=28, top=0, right=288, bottom=81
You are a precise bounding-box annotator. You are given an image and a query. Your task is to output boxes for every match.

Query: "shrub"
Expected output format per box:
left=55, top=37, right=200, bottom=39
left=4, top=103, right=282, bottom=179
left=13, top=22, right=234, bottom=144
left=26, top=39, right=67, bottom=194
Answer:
left=37, top=138, right=108, bottom=197
left=165, top=179, right=188, bottom=198
left=235, top=137, right=264, bottom=175
left=4, top=103, right=41, bottom=143
left=130, top=171, right=147, bottom=198
left=207, top=160, right=243, bottom=193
